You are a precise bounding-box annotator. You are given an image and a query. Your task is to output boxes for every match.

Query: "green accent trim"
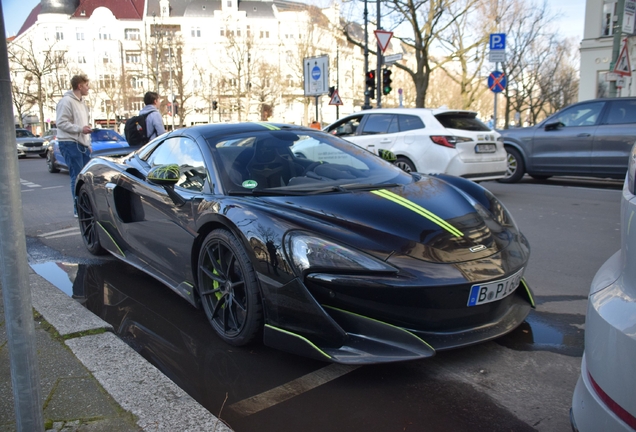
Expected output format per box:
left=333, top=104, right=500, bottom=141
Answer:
left=148, top=164, right=179, bottom=183
left=264, top=324, right=332, bottom=359
left=256, top=122, right=281, bottom=131
left=97, top=222, right=125, bottom=257
left=371, top=189, right=463, bottom=237
left=521, top=278, right=535, bottom=308
left=322, top=305, right=434, bottom=350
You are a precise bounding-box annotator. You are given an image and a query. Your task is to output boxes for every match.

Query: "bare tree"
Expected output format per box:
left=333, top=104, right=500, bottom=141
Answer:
left=10, top=73, right=37, bottom=127
left=8, top=36, right=67, bottom=133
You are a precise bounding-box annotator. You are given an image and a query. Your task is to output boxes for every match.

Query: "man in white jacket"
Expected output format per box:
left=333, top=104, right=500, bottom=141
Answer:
left=56, top=74, right=93, bottom=217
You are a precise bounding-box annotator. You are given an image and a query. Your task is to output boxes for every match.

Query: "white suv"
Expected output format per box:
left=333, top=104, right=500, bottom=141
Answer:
left=324, top=108, right=507, bottom=181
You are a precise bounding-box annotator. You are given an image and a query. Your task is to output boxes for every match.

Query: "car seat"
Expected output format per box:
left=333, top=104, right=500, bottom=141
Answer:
left=245, top=139, right=298, bottom=188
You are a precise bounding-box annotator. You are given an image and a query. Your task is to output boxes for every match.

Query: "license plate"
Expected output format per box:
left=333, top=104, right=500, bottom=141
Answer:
left=475, top=144, right=496, bottom=153
left=467, top=268, right=524, bottom=306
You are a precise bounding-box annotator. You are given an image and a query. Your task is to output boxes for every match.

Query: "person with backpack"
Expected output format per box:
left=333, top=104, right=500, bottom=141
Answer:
left=55, top=74, right=93, bottom=217
left=125, top=92, right=165, bottom=146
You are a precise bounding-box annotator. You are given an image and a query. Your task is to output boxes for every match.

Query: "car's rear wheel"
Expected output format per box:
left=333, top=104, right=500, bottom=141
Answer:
left=47, top=150, right=60, bottom=173
left=395, top=156, right=416, bottom=173
left=77, top=185, right=106, bottom=255
left=498, top=147, right=525, bottom=183
left=197, top=229, right=262, bottom=346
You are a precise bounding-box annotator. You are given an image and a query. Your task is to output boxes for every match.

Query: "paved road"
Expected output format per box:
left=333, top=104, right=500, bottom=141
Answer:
left=18, top=157, right=623, bottom=431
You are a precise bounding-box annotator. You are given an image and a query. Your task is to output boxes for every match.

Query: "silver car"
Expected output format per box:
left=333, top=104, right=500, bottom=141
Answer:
left=498, top=98, right=636, bottom=183
left=570, top=141, right=636, bottom=431
left=16, top=128, right=47, bottom=158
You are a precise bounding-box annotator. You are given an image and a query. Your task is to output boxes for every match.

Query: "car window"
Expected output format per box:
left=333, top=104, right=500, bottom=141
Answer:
left=435, top=113, right=490, bottom=131
left=146, top=137, right=208, bottom=192
left=360, top=114, right=398, bottom=135
left=329, top=116, right=363, bottom=137
left=16, top=130, right=34, bottom=138
left=552, top=102, right=605, bottom=127
left=398, top=115, right=425, bottom=132
left=604, top=100, right=636, bottom=125
left=92, top=130, right=123, bottom=141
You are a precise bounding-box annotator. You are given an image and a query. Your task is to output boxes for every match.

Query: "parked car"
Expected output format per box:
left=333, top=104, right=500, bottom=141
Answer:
left=41, top=128, right=57, bottom=150
left=47, top=129, right=129, bottom=173
left=570, top=142, right=636, bottom=431
left=498, top=98, right=636, bottom=183
left=75, top=122, right=534, bottom=364
left=323, top=108, right=507, bottom=182
left=16, top=128, right=47, bottom=158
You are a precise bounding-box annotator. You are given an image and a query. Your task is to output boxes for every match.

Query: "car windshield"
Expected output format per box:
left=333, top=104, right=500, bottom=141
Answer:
left=207, top=129, right=412, bottom=194
left=91, top=129, right=125, bottom=142
left=16, top=129, right=35, bottom=138
left=435, top=113, right=490, bottom=131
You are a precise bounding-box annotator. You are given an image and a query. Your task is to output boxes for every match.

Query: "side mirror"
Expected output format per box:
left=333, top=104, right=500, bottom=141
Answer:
left=544, top=121, right=565, bottom=131
left=147, top=164, right=186, bottom=207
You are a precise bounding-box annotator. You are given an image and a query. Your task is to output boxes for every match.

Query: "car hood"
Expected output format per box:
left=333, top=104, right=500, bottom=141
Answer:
left=16, top=137, right=45, bottom=144
left=255, top=176, right=517, bottom=264
left=92, top=141, right=129, bottom=151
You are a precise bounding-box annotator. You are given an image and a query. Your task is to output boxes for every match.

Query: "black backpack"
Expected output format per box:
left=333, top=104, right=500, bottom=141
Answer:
left=124, top=112, right=152, bottom=146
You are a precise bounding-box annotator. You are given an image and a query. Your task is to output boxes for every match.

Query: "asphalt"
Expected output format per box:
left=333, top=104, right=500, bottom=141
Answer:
left=0, top=267, right=233, bottom=432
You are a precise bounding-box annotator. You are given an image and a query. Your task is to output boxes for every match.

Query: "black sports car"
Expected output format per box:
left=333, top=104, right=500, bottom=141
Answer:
left=76, top=122, right=534, bottom=364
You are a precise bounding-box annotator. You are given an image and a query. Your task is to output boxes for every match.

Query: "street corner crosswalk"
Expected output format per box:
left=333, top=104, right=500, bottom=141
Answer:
left=20, top=178, right=64, bottom=192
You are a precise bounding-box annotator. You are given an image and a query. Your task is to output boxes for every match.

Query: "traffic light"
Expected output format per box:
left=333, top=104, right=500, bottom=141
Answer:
left=212, top=100, right=218, bottom=110
left=328, top=86, right=335, bottom=98
left=365, top=70, right=376, bottom=99
left=382, top=68, right=393, bottom=95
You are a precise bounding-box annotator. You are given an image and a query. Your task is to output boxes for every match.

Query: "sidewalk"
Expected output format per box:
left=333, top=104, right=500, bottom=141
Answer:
left=0, top=267, right=232, bottom=432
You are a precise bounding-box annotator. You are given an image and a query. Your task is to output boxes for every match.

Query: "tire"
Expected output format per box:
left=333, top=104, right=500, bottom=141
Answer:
left=47, top=150, right=60, bottom=173
left=77, top=185, right=106, bottom=255
left=529, top=174, right=552, bottom=181
left=39, top=153, right=47, bottom=158
left=395, top=156, right=416, bottom=173
left=497, top=147, right=525, bottom=183
left=197, top=229, right=263, bottom=346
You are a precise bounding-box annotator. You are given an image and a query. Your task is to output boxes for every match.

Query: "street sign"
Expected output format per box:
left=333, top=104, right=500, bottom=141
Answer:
left=614, top=38, right=632, bottom=76
left=489, top=33, right=506, bottom=50
left=303, top=55, right=329, bottom=96
left=329, top=89, right=343, bottom=106
left=489, top=51, right=506, bottom=63
left=374, top=30, right=393, bottom=54
left=624, top=0, right=636, bottom=34
left=383, top=53, right=403, bottom=64
left=488, top=71, right=506, bottom=93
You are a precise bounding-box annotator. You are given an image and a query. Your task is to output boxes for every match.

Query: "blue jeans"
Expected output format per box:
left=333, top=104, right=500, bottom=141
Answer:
left=58, top=141, right=91, bottom=209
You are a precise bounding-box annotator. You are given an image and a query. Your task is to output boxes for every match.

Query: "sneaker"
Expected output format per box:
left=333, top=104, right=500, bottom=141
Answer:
left=73, top=207, right=78, bottom=218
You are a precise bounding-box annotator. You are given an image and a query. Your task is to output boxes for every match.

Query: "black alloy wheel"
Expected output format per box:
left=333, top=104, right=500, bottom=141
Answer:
left=497, top=147, right=525, bottom=183
left=395, top=156, right=415, bottom=173
left=47, top=150, right=60, bottom=173
left=77, top=185, right=106, bottom=255
left=197, top=229, right=262, bottom=346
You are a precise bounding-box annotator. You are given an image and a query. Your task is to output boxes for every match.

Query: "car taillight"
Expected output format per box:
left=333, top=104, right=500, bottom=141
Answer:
left=430, top=136, right=456, bottom=148
left=588, top=371, right=636, bottom=429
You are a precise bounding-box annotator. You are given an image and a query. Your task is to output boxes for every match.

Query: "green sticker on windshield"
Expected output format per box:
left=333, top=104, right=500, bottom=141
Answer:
left=242, top=180, right=258, bottom=189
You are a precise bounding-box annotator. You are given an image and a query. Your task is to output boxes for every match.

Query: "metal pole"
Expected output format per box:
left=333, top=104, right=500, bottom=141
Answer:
left=0, top=6, right=45, bottom=431
left=493, top=62, right=498, bottom=128
left=315, top=96, right=319, bottom=123
left=376, top=0, right=382, bottom=108
left=169, top=39, right=174, bottom=130
left=362, top=0, right=371, bottom=110
left=610, top=0, right=626, bottom=98
left=336, top=45, right=340, bottom=119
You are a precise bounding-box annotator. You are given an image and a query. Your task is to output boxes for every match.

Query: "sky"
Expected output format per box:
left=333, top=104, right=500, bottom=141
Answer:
left=2, top=0, right=587, bottom=41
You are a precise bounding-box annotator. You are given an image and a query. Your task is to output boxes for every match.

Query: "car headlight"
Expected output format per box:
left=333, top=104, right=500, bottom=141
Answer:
left=285, top=232, right=396, bottom=274
left=628, top=141, right=636, bottom=195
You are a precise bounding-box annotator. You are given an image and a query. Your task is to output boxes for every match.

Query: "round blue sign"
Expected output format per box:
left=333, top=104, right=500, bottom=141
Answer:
left=311, top=66, right=321, bottom=80
left=488, top=71, right=506, bottom=93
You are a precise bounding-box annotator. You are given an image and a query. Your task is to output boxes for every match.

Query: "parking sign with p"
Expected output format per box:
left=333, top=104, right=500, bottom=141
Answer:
left=489, top=33, right=506, bottom=51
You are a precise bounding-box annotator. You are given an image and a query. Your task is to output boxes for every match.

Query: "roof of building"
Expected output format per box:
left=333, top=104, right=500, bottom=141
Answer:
left=72, top=0, right=145, bottom=19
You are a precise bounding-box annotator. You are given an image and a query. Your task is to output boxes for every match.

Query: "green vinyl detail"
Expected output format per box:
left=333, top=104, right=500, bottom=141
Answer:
left=97, top=221, right=125, bottom=257
left=256, top=122, right=281, bottom=131
left=322, top=305, right=434, bottom=350
left=148, top=164, right=180, bottom=182
left=264, top=324, right=332, bottom=359
left=521, top=278, right=535, bottom=308
left=371, top=189, right=463, bottom=237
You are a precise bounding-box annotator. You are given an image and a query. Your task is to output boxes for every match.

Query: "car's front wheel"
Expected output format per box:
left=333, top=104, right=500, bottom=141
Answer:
left=498, top=147, right=525, bottom=183
left=395, top=156, right=416, bottom=173
left=77, top=185, right=106, bottom=255
left=197, top=229, right=263, bottom=346
left=47, top=150, right=60, bottom=173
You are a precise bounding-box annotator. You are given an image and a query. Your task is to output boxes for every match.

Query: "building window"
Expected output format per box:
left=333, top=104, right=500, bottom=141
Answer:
left=230, top=78, right=237, bottom=87
left=286, top=51, right=293, bottom=64
left=247, top=25, right=251, bottom=37
left=99, top=28, right=111, bottom=40
left=99, top=74, right=116, bottom=89
left=102, top=100, right=115, bottom=112
left=125, top=28, right=140, bottom=40
left=103, top=52, right=111, bottom=64
left=227, top=0, right=232, bottom=6
left=131, top=100, right=144, bottom=111
left=54, top=51, right=66, bottom=65
left=126, top=51, right=141, bottom=64
left=78, top=53, right=86, bottom=64
left=76, top=28, right=84, bottom=40
left=237, top=29, right=241, bottom=37
left=191, top=27, right=201, bottom=37
left=603, top=1, right=617, bottom=36
left=220, top=27, right=225, bottom=37
left=55, top=27, right=64, bottom=41
left=260, top=30, right=269, bottom=38
left=130, top=77, right=143, bottom=89
left=286, top=74, right=294, bottom=87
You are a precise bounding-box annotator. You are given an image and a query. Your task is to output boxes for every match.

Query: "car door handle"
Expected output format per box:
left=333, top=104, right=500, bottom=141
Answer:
left=577, top=133, right=591, bottom=137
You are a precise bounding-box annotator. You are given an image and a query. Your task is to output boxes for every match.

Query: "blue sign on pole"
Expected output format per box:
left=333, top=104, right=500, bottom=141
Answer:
left=311, top=66, right=321, bottom=81
left=489, top=33, right=506, bottom=50
left=488, top=71, right=506, bottom=93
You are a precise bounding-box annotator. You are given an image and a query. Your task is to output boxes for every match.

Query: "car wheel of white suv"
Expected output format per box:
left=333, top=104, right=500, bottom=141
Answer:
left=395, top=157, right=415, bottom=173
